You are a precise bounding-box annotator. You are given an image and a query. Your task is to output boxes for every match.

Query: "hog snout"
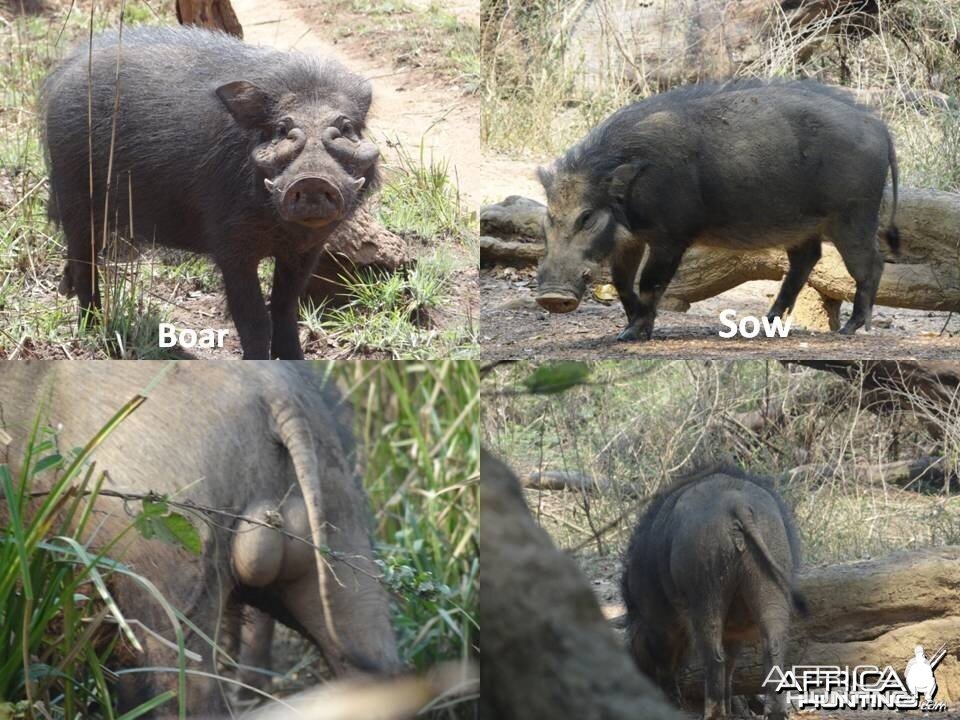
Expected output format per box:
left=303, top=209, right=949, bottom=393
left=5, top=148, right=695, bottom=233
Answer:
left=536, top=291, right=582, bottom=313
left=279, top=175, right=344, bottom=226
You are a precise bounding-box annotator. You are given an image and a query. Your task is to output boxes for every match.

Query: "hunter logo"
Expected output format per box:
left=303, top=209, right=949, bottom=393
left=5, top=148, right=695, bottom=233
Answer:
left=906, top=645, right=947, bottom=703
left=764, top=644, right=950, bottom=712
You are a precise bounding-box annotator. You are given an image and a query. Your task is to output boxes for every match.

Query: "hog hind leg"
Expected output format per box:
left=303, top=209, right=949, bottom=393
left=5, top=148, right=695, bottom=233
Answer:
left=746, top=590, right=792, bottom=720
left=766, top=237, right=821, bottom=321
left=688, top=601, right=728, bottom=720
left=60, top=214, right=103, bottom=325
left=828, top=208, right=883, bottom=335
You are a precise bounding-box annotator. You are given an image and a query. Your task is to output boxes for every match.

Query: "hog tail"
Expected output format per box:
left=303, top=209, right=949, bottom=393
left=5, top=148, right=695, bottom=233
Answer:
left=733, top=506, right=798, bottom=609
left=268, top=398, right=341, bottom=655
left=885, top=132, right=900, bottom=255
left=885, top=225, right=900, bottom=255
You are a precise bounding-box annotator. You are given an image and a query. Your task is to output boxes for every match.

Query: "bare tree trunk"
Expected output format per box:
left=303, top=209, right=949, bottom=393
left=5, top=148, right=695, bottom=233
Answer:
left=176, top=0, right=244, bottom=37
left=482, top=450, right=684, bottom=720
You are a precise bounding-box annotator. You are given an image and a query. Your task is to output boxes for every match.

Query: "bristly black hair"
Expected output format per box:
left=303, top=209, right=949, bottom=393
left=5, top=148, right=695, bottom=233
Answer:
left=553, top=79, right=866, bottom=208
left=619, top=460, right=805, bottom=618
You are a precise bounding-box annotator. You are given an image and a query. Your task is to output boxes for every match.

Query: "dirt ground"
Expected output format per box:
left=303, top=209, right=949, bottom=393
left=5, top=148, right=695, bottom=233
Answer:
left=481, top=269, right=960, bottom=360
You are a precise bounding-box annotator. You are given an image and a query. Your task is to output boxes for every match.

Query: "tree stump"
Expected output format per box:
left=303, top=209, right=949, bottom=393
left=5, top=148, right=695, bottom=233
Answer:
left=176, top=0, right=244, bottom=38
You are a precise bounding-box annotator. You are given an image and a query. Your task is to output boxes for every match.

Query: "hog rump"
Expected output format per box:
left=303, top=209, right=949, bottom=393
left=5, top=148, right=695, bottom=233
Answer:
left=621, top=464, right=807, bottom=720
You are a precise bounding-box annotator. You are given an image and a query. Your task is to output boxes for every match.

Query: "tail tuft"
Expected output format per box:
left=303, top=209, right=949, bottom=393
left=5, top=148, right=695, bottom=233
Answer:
left=885, top=226, right=901, bottom=255
left=793, top=591, right=810, bottom=617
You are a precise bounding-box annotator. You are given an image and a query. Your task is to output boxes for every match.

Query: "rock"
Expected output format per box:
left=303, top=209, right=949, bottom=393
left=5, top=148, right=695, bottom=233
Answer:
left=480, top=196, right=547, bottom=240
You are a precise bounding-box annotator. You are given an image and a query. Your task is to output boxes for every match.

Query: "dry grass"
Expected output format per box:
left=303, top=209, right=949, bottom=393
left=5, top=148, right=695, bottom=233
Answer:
left=482, top=360, right=960, bottom=566
left=482, top=0, right=960, bottom=194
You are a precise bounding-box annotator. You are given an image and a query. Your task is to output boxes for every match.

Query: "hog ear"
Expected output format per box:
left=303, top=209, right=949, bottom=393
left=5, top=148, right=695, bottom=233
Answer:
left=356, top=79, right=373, bottom=117
left=536, top=164, right=556, bottom=193
left=609, top=160, right=649, bottom=202
left=216, top=80, right=274, bottom=129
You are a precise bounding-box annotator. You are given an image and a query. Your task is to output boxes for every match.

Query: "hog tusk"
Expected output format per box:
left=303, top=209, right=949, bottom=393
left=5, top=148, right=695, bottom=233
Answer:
left=264, top=178, right=276, bottom=192
left=352, top=177, right=366, bottom=191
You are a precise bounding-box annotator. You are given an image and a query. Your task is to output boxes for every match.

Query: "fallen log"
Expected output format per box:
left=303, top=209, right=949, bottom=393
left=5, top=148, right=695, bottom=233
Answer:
left=675, top=547, right=960, bottom=704
left=525, top=469, right=611, bottom=492
left=480, top=236, right=542, bottom=268
left=301, top=205, right=410, bottom=307
left=480, top=189, right=960, bottom=326
left=482, top=450, right=683, bottom=719
left=782, top=456, right=956, bottom=493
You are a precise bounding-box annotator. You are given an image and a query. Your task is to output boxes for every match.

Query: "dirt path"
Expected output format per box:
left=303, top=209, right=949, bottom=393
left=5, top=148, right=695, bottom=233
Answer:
left=481, top=269, right=960, bottom=360
left=232, top=0, right=517, bottom=207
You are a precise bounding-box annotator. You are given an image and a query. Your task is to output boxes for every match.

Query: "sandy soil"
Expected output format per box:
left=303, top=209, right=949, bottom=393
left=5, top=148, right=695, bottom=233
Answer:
left=481, top=268, right=960, bottom=360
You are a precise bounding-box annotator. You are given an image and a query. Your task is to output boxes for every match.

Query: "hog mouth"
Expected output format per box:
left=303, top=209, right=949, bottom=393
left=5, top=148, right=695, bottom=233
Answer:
left=266, top=174, right=346, bottom=227
left=267, top=173, right=368, bottom=228
left=536, top=288, right=583, bottom=314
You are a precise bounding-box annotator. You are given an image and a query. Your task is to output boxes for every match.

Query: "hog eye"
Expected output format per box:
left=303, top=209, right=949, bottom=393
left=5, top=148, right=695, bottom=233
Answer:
left=575, top=210, right=595, bottom=232
left=339, top=118, right=358, bottom=140
left=274, top=121, right=291, bottom=140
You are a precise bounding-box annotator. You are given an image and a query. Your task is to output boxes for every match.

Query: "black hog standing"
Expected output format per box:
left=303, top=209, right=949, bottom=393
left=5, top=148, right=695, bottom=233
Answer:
left=536, top=81, right=899, bottom=340
left=621, top=465, right=807, bottom=720
left=42, top=26, right=379, bottom=359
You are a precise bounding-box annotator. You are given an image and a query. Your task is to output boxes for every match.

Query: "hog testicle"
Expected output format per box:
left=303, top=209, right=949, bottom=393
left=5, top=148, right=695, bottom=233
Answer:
left=0, top=362, right=399, bottom=718
left=42, top=26, right=379, bottom=359
left=621, top=465, right=807, bottom=720
left=536, top=80, right=900, bottom=340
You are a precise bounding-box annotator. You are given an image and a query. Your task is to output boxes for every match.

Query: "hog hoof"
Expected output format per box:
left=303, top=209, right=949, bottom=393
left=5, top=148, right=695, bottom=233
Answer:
left=837, top=322, right=860, bottom=335
left=617, top=323, right=652, bottom=342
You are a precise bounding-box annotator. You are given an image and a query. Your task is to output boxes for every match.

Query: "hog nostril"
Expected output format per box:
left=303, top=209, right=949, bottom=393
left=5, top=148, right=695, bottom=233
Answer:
left=294, top=191, right=301, bottom=203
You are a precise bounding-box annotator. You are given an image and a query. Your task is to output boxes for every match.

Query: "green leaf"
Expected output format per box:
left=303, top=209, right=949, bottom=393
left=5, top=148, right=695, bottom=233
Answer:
left=31, top=454, right=63, bottom=476
left=134, top=500, right=201, bottom=555
left=522, top=362, right=591, bottom=394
